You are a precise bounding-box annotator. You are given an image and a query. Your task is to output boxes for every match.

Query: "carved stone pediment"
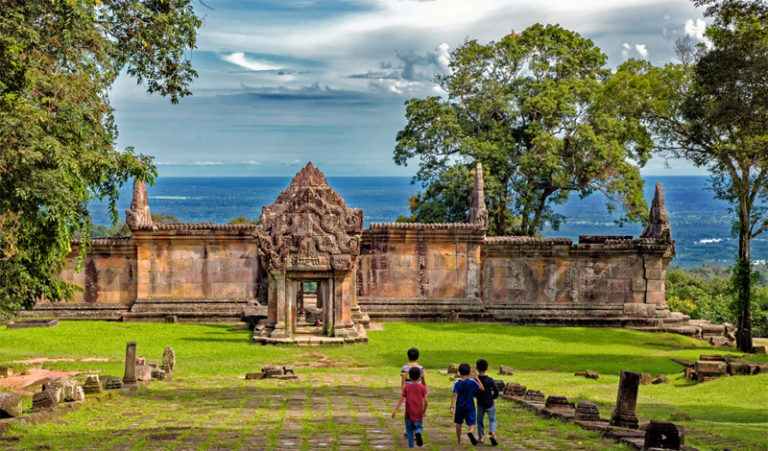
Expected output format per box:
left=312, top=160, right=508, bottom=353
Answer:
left=258, top=163, right=363, bottom=271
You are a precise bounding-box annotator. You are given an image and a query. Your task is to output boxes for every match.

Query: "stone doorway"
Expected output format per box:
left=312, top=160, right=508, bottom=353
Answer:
left=290, top=276, right=333, bottom=336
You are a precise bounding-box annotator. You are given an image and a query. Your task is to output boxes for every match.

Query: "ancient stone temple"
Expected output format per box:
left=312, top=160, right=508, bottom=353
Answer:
left=28, top=162, right=693, bottom=343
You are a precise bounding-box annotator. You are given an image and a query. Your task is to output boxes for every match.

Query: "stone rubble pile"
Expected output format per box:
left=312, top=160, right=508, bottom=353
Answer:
left=676, top=354, right=768, bottom=382
left=245, top=365, right=297, bottom=380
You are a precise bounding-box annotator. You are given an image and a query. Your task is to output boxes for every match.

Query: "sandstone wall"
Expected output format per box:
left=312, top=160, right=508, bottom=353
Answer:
left=133, top=234, right=262, bottom=300
left=56, top=238, right=136, bottom=304
left=358, top=231, right=673, bottom=326
left=358, top=224, right=485, bottom=300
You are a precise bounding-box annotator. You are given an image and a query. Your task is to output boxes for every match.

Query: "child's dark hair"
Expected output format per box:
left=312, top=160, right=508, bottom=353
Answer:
left=476, top=358, right=488, bottom=372
left=408, top=366, right=421, bottom=381
left=458, top=363, right=470, bottom=376
left=407, top=347, right=419, bottom=361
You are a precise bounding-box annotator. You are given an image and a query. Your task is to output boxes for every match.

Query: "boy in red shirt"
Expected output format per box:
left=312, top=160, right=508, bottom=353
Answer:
left=392, top=366, right=429, bottom=447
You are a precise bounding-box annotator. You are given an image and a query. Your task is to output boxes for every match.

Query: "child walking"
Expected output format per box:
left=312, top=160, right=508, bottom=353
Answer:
left=392, top=366, right=429, bottom=448
left=400, top=347, right=426, bottom=389
left=450, top=363, right=484, bottom=445
left=475, top=358, right=500, bottom=446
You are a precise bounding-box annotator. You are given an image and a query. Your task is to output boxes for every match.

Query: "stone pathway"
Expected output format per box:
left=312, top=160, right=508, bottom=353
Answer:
left=2, top=375, right=623, bottom=450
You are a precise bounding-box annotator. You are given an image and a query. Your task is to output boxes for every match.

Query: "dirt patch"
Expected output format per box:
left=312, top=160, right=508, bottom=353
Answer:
left=11, top=357, right=110, bottom=364
left=0, top=368, right=82, bottom=392
left=11, top=358, right=75, bottom=364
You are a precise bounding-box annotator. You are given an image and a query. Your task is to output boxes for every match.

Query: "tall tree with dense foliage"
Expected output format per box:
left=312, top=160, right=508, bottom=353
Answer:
left=394, top=24, right=654, bottom=236
left=0, top=0, right=201, bottom=317
left=611, top=0, right=768, bottom=352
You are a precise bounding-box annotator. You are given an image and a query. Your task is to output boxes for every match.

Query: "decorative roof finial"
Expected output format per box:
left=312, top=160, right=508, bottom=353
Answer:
left=641, top=183, right=671, bottom=242
left=125, top=178, right=153, bottom=230
left=469, top=162, right=488, bottom=228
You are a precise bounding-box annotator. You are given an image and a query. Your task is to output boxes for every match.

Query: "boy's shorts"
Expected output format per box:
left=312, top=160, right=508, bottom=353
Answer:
left=453, top=406, right=476, bottom=426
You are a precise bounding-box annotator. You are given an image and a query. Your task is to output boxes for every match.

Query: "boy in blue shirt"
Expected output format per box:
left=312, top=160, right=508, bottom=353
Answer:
left=450, top=363, right=485, bottom=445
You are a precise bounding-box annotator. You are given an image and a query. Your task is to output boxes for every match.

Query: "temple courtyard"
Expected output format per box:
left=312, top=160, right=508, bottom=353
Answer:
left=1, top=322, right=767, bottom=450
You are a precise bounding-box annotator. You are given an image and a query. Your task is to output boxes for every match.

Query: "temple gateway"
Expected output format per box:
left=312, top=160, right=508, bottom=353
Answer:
left=30, top=162, right=688, bottom=344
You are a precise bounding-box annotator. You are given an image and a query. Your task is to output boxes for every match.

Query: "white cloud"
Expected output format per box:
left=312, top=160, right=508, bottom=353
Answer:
left=621, top=42, right=631, bottom=60
left=635, top=44, right=649, bottom=59
left=222, top=52, right=282, bottom=71
left=684, top=18, right=707, bottom=41
left=436, top=42, right=451, bottom=71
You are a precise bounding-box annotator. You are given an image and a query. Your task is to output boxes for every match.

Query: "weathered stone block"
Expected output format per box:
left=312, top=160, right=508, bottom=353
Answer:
left=498, top=365, right=514, bottom=375
left=644, top=420, right=683, bottom=450
left=639, top=373, right=652, bottom=385
left=136, top=365, right=153, bottom=381
left=0, top=393, right=22, bottom=418
left=752, top=345, right=767, bottom=355
left=694, top=360, right=726, bottom=376
left=32, top=391, right=58, bottom=410
left=151, top=369, right=166, bottom=380
left=545, top=396, right=572, bottom=409
left=684, top=367, right=697, bottom=380
left=245, top=372, right=264, bottom=380
left=575, top=402, right=601, bottom=422
left=82, top=375, right=102, bottom=395
left=652, top=375, right=669, bottom=384
left=725, top=362, right=748, bottom=375
left=699, top=354, right=726, bottom=362
left=44, top=379, right=84, bottom=403
left=524, top=390, right=545, bottom=402
left=0, top=366, right=12, bottom=378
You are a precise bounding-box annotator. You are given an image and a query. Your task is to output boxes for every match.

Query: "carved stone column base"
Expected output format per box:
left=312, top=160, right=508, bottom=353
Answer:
left=609, top=411, right=639, bottom=429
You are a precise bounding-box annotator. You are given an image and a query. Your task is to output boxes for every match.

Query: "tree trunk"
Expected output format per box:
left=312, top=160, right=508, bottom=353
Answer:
left=735, top=218, right=753, bottom=353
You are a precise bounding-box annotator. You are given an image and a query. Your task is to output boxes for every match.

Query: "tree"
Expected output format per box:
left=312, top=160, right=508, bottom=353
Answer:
left=0, top=0, right=201, bottom=317
left=611, top=0, right=768, bottom=352
left=394, top=24, right=653, bottom=236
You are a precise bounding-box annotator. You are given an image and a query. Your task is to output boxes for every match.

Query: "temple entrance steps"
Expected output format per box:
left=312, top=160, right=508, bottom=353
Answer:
left=121, top=298, right=249, bottom=323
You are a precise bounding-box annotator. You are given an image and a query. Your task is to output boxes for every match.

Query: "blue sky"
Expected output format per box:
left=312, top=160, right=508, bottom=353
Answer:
left=110, top=0, right=710, bottom=177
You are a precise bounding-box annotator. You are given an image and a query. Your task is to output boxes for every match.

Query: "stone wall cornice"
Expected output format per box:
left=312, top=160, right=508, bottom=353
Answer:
left=368, top=222, right=486, bottom=231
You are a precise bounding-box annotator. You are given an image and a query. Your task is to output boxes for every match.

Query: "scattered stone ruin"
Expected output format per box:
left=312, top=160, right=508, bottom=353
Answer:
left=675, top=353, right=768, bottom=382
left=24, top=161, right=726, bottom=344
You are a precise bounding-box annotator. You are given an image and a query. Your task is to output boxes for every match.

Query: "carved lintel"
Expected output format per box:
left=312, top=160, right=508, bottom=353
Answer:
left=331, top=254, right=352, bottom=271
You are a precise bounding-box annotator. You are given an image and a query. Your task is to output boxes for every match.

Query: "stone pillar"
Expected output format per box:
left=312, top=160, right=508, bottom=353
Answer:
left=123, top=341, right=137, bottom=385
left=320, top=279, right=333, bottom=336
left=610, top=370, right=640, bottom=429
left=333, top=272, right=358, bottom=338
left=286, top=278, right=297, bottom=334
left=261, top=271, right=289, bottom=339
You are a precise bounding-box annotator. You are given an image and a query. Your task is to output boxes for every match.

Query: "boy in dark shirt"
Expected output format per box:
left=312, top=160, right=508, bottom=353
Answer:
left=450, top=363, right=484, bottom=445
left=392, top=366, right=429, bottom=448
left=475, top=358, right=500, bottom=446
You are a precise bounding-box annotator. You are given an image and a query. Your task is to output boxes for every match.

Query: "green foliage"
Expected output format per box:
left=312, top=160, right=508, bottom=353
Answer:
left=0, top=0, right=201, bottom=317
left=615, top=0, right=768, bottom=351
left=666, top=264, right=768, bottom=337
left=227, top=216, right=260, bottom=225
left=151, top=213, right=180, bottom=224
left=666, top=266, right=734, bottom=324
left=394, top=24, right=652, bottom=236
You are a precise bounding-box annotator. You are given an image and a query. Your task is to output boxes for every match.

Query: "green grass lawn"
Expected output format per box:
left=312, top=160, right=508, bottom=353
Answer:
left=1, top=321, right=767, bottom=450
